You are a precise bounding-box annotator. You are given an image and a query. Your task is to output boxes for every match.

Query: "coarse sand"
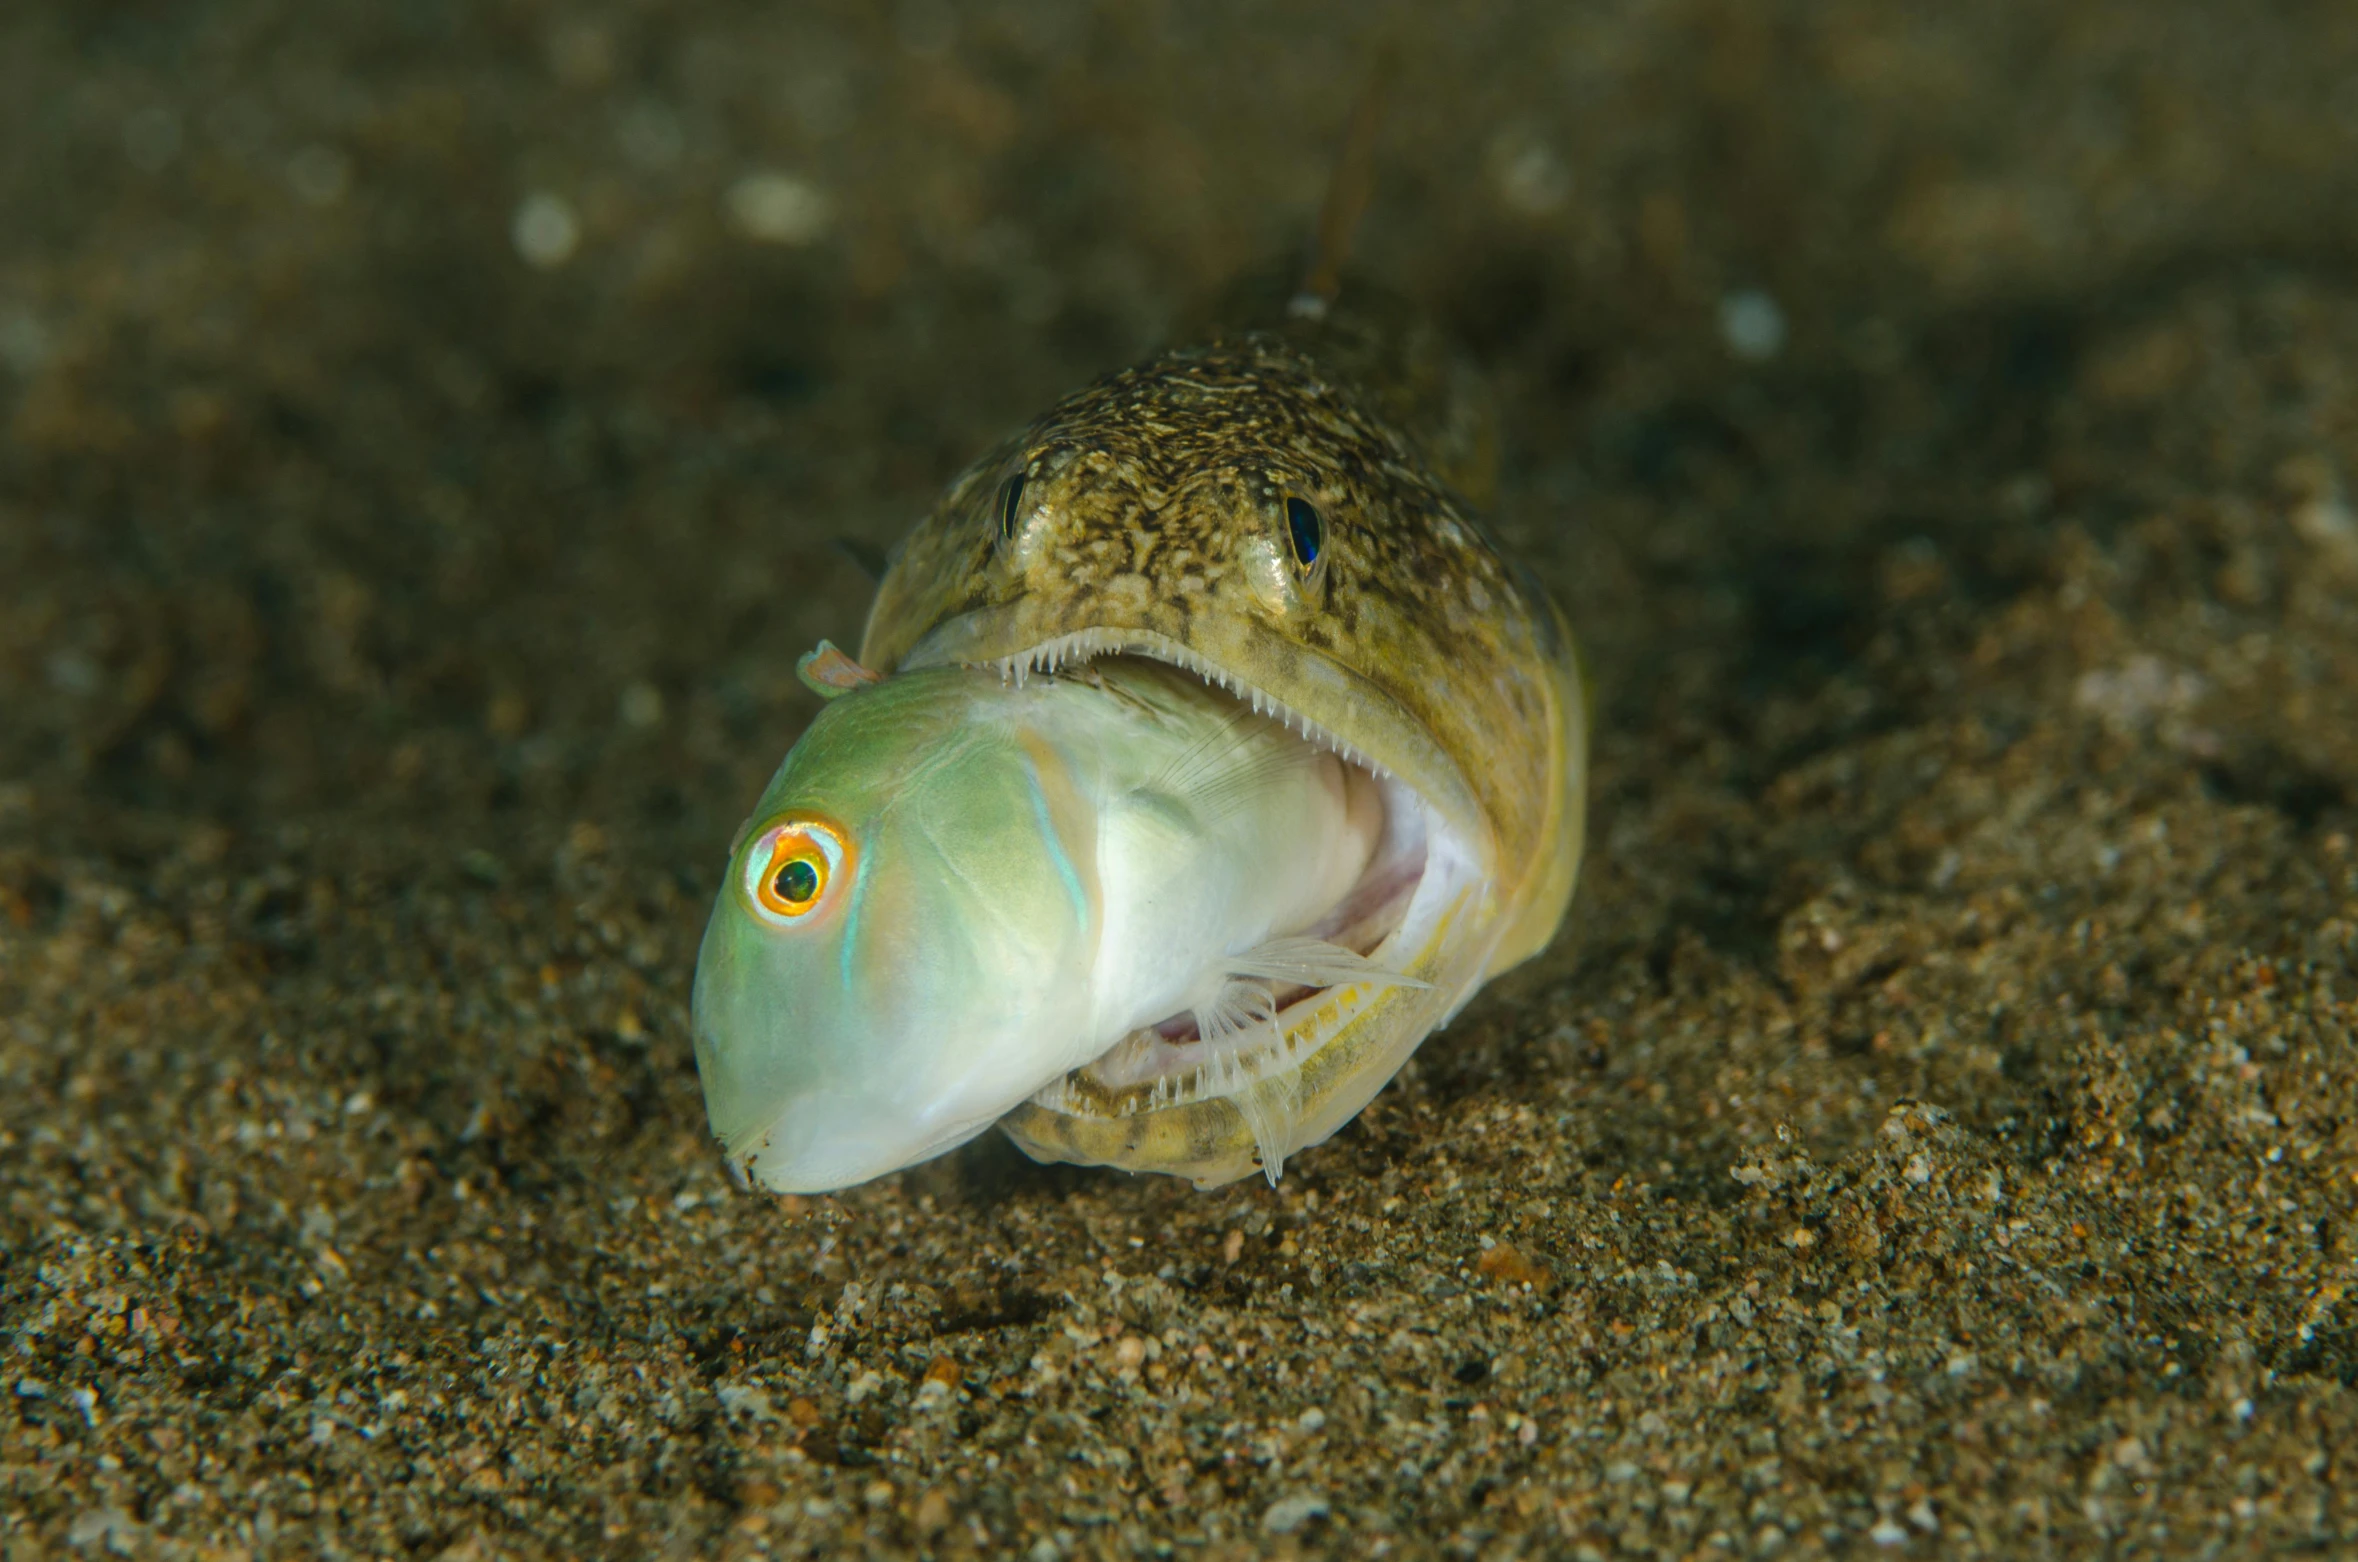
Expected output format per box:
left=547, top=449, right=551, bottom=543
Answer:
left=4, top=3, right=2357, bottom=1557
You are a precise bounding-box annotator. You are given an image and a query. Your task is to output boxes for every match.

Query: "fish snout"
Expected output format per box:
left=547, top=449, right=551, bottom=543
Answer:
left=726, top=1084, right=997, bottom=1195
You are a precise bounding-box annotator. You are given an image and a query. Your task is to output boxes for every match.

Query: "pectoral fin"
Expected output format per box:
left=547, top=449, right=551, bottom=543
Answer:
left=1191, top=976, right=1278, bottom=1049
left=1183, top=974, right=1297, bottom=1186
left=1221, top=936, right=1431, bottom=992
left=797, top=641, right=885, bottom=699
left=1231, top=1072, right=1305, bottom=1188
left=1140, top=710, right=1322, bottom=829
left=1193, top=936, right=1427, bottom=1185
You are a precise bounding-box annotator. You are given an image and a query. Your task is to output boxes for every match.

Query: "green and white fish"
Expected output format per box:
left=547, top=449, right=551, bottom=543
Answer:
left=691, top=656, right=1427, bottom=1193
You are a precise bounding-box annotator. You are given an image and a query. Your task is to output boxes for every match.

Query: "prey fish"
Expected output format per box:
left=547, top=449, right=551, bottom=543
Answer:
left=692, top=656, right=1428, bottom=1193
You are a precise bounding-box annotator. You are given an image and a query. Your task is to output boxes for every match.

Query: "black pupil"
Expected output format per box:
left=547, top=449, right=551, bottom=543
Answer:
left=774, top=857, right=819, bottom=904
left=1285, top=496, right=1323, bottom=567
left=998, top=473, right=1026, bottom=540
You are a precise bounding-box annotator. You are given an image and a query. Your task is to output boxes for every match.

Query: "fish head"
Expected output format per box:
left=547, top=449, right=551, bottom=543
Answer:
left=856, top=321, right=1588, bottom=1186
left=691, top=671, right=1099, bottom=1192
left=859, top=328, right=1566, bottom=908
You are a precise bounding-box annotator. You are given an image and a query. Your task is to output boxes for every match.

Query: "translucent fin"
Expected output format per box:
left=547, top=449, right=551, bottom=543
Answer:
left=1232, top=1071, right=1304, bottom=1187
left=1142, top=710, right=1320, bottom=829
left=1143, top=703, right=1260, bottom=788
left=1193, top=937, right=1424, bottom=1186
left=796, top=641, right=884, bottom=699
left=1183, top=745, right=1325, bottom=829
left=1192, top=977, right=1278, bottom=1050
left=1222, top=935, right=1432, bottom=992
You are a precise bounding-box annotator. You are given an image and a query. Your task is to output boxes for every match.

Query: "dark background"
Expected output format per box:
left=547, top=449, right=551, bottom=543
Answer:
left=3, top=3, right=2356, bottom=1556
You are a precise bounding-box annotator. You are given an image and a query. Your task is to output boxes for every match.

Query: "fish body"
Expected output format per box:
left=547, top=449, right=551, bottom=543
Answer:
left=691, top=658, right=1409, bottom=1193
left=854, top=292, right=1588, bottom=1187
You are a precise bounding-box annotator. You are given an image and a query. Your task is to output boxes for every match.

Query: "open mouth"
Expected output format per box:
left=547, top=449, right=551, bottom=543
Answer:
left=977, top=628, right=1488, bottom=1126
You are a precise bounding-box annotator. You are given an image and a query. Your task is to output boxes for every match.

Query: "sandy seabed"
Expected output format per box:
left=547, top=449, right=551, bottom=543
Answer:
left=4, top=3, right=2357, bottom=1557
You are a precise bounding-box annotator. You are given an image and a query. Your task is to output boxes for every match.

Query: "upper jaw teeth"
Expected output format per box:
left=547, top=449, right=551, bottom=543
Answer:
left=985, top=628, right=1385, bottom=775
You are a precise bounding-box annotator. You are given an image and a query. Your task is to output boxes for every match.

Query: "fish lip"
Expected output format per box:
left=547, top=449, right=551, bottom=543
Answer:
left=727, top=1098, right=1001, bottom=1195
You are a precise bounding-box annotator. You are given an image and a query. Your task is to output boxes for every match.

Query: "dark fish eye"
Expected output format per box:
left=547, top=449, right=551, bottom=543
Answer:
left=1284, top=496, right=1324, bottom=568
left=997, top=473, right=1027, bottom=541
left=773, top=858, right=820, bottom=906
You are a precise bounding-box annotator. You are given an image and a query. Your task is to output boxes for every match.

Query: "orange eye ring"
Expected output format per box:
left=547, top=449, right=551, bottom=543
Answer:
left=757, top=841, right=827, bottom=917
left=742, top=818, right=850, bottom=925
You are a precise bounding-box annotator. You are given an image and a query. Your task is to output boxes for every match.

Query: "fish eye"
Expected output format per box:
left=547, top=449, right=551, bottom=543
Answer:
left=1284, top=496, right=1324, bottom=569
left=744, top=819, right=849, bottom=926
left=997, top=472, right=1028, bottom=542
left=773, top=857, right=819, bottom=905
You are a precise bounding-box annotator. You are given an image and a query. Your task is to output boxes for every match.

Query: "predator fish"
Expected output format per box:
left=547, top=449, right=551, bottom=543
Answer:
left=693, top=93, right=1588, bottom=1189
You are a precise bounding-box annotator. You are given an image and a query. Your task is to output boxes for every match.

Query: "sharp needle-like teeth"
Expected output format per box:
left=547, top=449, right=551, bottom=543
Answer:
left=971, top=632, right=1393, bottom=778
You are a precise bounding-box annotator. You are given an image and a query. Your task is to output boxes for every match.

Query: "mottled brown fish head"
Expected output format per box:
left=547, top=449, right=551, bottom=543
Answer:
left=857, top=321, right=1585, bottom=1186
left=869, top=331, right=1504, bottom=845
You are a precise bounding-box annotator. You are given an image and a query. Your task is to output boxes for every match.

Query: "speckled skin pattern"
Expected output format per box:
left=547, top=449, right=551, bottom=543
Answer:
left=859, top=301, right=1587, bottom=1183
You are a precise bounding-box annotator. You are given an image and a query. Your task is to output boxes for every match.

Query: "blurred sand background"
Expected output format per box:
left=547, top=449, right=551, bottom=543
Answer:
left=4, top=1, right=2358, bottom=1556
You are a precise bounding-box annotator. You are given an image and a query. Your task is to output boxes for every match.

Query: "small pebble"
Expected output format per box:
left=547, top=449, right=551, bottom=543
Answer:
left=1475, top=1241, right=1552, bottom=1291
left=1261, top=1493, right=1329, bottom=1535
left=1719, top=289, right=1787, bottom=362
left=1489, top=130, right=1572, bottom=216
left=513, top=192, right=581, bottom=268
left=725, top=172, right=835, bottom=246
